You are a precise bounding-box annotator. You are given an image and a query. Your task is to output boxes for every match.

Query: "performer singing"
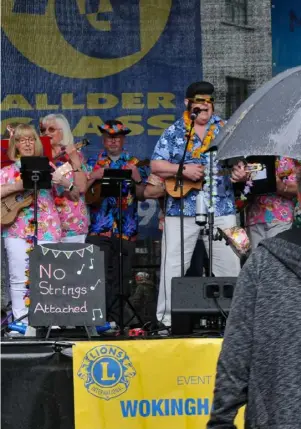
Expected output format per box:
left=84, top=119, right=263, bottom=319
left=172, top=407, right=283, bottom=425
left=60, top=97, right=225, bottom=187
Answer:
left=85, top=120, right=146, bottom=323
left=151, top=81, right=240, bottom=328
left=40, top=114, right=89, bottom=243
left=232, top=157, right=298, bottom=249
left=0, top=124, right=65, bottom=322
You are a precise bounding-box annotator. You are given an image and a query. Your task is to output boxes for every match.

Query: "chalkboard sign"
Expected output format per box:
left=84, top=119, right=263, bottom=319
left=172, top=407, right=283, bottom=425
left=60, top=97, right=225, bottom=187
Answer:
left=29, top=243, right=106, bottom=327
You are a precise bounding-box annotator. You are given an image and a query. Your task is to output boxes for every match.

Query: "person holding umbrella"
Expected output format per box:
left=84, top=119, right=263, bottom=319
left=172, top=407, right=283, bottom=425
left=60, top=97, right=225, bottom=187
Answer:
left=212, top=67, right=301, bottom=250
left=232, top=157, right=298, bottom=249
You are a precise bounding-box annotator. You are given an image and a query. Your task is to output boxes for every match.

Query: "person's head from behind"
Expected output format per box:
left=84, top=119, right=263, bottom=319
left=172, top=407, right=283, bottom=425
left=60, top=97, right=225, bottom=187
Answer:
left=40, top=114, right=73, bottom=148
left=7, top=124, right=43, bottom=160
left=184, top=81, right=215, bottom=125
left=98, top=120, right=131, bottom=157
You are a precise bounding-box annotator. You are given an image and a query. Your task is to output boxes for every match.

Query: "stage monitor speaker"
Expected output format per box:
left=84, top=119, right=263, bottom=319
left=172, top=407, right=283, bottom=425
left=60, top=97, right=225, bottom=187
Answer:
left=171, top=277, right=237, bottom=335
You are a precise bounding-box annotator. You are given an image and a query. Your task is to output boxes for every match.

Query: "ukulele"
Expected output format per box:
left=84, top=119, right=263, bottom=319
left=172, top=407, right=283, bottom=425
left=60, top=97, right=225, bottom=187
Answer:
left=85, top=159, right=150, bottom=206
left=165, top=163, right=265, bottom=198
left=1, top=140, right=89, bottom=227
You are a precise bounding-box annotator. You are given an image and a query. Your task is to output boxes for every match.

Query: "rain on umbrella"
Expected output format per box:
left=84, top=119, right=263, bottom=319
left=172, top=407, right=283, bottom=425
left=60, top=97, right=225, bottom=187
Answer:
left=209, top=66, right=301, bottom=161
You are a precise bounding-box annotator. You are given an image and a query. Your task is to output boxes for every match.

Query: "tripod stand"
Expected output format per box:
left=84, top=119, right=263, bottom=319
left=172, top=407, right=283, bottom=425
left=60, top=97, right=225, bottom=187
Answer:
left=101, top=169, right=144, bottom=335
left=20, top=156, right=52, bottom=246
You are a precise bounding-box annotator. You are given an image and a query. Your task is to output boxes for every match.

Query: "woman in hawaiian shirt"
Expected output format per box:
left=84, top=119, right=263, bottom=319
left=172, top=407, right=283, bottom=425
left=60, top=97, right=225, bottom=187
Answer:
left=41, top=114, right=89, bottom=243
left=0, top=124, right=67, bottom=322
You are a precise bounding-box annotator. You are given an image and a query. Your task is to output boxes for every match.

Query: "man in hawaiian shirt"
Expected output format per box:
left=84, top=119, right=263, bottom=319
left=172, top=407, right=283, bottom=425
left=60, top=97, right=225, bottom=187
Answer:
left=151, top=81, right=240, bottom=328
left=86, top=120, right=146, bottom=324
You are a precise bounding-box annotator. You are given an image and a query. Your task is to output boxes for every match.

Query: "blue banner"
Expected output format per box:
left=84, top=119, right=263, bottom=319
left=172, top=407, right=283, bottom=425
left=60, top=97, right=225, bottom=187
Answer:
left=1, top=0, right=202, bottom=237
left=1, top=0, right=201, bottom=238
left=272, top=0, right=301, bottom=75
left=1, top=0, right=201, bottom=159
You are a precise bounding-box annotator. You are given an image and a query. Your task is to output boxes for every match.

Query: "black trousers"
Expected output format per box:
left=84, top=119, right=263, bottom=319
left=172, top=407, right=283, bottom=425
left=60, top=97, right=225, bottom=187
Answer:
left=86, top=235, right=136, bottom=323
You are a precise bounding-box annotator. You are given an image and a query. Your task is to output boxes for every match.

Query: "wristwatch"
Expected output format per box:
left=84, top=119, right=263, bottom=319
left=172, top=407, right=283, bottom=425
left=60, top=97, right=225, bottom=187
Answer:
left=68, top=183, right=74, bottom=192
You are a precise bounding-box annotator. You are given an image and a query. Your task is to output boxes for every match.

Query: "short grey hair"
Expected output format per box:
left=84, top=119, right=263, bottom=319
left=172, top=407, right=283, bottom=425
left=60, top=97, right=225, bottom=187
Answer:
left=41, top=113, right=74, bottom=147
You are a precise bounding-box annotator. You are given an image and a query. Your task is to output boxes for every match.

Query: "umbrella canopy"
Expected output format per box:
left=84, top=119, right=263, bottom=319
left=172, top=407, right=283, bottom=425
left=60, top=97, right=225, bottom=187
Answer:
left=210, top=66, right=301, bottom=161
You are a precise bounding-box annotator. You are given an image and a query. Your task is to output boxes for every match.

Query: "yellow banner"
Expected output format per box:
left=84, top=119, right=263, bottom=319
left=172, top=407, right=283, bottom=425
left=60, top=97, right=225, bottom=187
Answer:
left=73, top=339, right=244, bottom=429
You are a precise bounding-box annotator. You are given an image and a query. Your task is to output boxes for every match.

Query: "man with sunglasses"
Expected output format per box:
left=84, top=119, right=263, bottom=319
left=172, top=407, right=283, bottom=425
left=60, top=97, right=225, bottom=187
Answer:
left=151, top=81, right=240, bottom=330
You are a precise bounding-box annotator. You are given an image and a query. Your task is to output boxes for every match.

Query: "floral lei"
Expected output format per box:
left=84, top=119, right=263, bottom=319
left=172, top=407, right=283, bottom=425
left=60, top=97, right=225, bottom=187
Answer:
left=183, top=111, right=224, bottom=212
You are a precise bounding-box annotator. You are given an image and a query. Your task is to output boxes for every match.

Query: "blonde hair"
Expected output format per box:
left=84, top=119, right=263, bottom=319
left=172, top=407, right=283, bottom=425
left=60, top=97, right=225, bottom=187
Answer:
left=41, top=113, right=74, bottom=147
left=7, top=124, right=43, bottom=161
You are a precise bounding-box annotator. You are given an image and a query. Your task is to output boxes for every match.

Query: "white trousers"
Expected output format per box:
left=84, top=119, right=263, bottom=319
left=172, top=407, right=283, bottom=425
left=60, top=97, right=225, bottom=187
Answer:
left=61, top=234, right=86, bottom=243
left=4, top=237, right=56, bottom=322
left=157, top=215, right=240, bottom=326
left=248, top=221, right=292, bottom=250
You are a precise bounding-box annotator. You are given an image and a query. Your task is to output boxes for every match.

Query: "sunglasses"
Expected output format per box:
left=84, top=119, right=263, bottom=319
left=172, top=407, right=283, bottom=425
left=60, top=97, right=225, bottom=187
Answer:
left=187, top=96, right=214, bottom=104
left=40, top=125, right=61, bottom=135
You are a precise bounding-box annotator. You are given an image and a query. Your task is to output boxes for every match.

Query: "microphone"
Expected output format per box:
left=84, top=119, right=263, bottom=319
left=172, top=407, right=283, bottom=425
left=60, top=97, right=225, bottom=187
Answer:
left=190, top=107, right=201, bottom=121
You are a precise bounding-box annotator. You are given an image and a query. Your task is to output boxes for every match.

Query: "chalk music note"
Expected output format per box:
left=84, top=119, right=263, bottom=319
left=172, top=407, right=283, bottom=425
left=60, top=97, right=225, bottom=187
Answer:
left=89, top=258, right=94, bottom=270
left=90, top=279, right=101, bottom=291
left=92, top=308, right=103, bottom=321
left=77, top=264, right=85, bottom=275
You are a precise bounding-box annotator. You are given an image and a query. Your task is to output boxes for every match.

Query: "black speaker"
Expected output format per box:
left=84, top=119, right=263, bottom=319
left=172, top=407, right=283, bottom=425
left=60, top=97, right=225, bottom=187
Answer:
left=171, top=277, right=237, bottom=335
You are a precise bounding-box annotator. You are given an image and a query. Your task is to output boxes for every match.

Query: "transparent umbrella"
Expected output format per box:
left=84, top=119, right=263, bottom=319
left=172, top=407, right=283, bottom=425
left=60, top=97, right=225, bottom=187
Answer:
left=209, top=66, right=301, bottom=161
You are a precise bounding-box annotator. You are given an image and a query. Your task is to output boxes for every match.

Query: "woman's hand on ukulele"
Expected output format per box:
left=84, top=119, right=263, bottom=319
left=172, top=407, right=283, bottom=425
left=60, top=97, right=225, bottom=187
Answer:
left=50, top=162, right=70, bottom=188
left=183, top=164, right=205, bottom=181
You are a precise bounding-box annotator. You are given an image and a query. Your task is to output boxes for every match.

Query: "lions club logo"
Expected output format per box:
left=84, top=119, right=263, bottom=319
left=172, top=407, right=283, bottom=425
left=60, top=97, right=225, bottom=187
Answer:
left=77, top=345, right=136, bottom=400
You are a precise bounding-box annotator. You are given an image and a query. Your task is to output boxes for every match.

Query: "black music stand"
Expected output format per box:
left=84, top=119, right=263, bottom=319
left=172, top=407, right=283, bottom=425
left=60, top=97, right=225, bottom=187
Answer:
left=20, top=156, right=52, bottom=246
left=101, top=169, right=144, bottom=335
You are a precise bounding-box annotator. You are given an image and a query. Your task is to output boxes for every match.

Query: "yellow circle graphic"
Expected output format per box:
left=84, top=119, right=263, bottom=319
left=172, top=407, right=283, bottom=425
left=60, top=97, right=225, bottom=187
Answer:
left=2, top=0, right=172, bottom=79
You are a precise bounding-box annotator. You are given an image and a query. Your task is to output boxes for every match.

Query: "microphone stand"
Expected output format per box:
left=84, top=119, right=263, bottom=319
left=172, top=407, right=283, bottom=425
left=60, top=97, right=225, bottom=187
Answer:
left=174, top=120, right=194, bottom=276
left=208, top=151, right=214, bottom=276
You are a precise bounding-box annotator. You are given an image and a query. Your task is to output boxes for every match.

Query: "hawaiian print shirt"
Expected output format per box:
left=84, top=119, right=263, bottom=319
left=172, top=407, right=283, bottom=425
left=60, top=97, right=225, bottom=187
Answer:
left=0, top=161, right=61, bottom=241
left=53, top=152, right=89, bottom=237
left=151, top=116, right=236, bottom=217
left=87, top=150, right=147, bottom=240
left=247, top=157, right=296, bottom=226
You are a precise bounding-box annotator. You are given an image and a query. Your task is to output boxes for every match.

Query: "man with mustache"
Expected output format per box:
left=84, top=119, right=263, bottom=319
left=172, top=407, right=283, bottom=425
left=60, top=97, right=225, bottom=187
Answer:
left=151, top=81, right=240, bottom=331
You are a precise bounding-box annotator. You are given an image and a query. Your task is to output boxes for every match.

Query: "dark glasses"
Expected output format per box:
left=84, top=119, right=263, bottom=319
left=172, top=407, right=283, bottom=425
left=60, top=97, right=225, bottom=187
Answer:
left=187, top=96, right=214, bottom=104
left=40, top=125, right=60, bottom=134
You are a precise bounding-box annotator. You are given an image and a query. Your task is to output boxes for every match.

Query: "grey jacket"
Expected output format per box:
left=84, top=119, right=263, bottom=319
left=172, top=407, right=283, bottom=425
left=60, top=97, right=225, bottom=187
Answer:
left=207, top=229, right=301, bottom=429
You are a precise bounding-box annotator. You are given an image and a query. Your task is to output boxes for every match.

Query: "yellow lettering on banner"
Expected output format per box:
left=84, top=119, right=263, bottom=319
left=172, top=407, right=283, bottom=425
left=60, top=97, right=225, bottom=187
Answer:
left=1, top=117, right=33, bottom=135
left=72, top=116, right=102, bottom=137
left=148, top=93, right=176, bottom=109
left=116, top=116, right=144, bottom=136
left=61, top=94, right=85, bottom=110
left=35, top=94, right=59, bottom=110
left=148, top=115, right=175, bottom=135
left=122, top=93, right=145, bottom=109
left=87, top=93, right=118, bottom=109
left=100, top=362, right=115, bottom=381
left=1, top=95, right=33, bottom=111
